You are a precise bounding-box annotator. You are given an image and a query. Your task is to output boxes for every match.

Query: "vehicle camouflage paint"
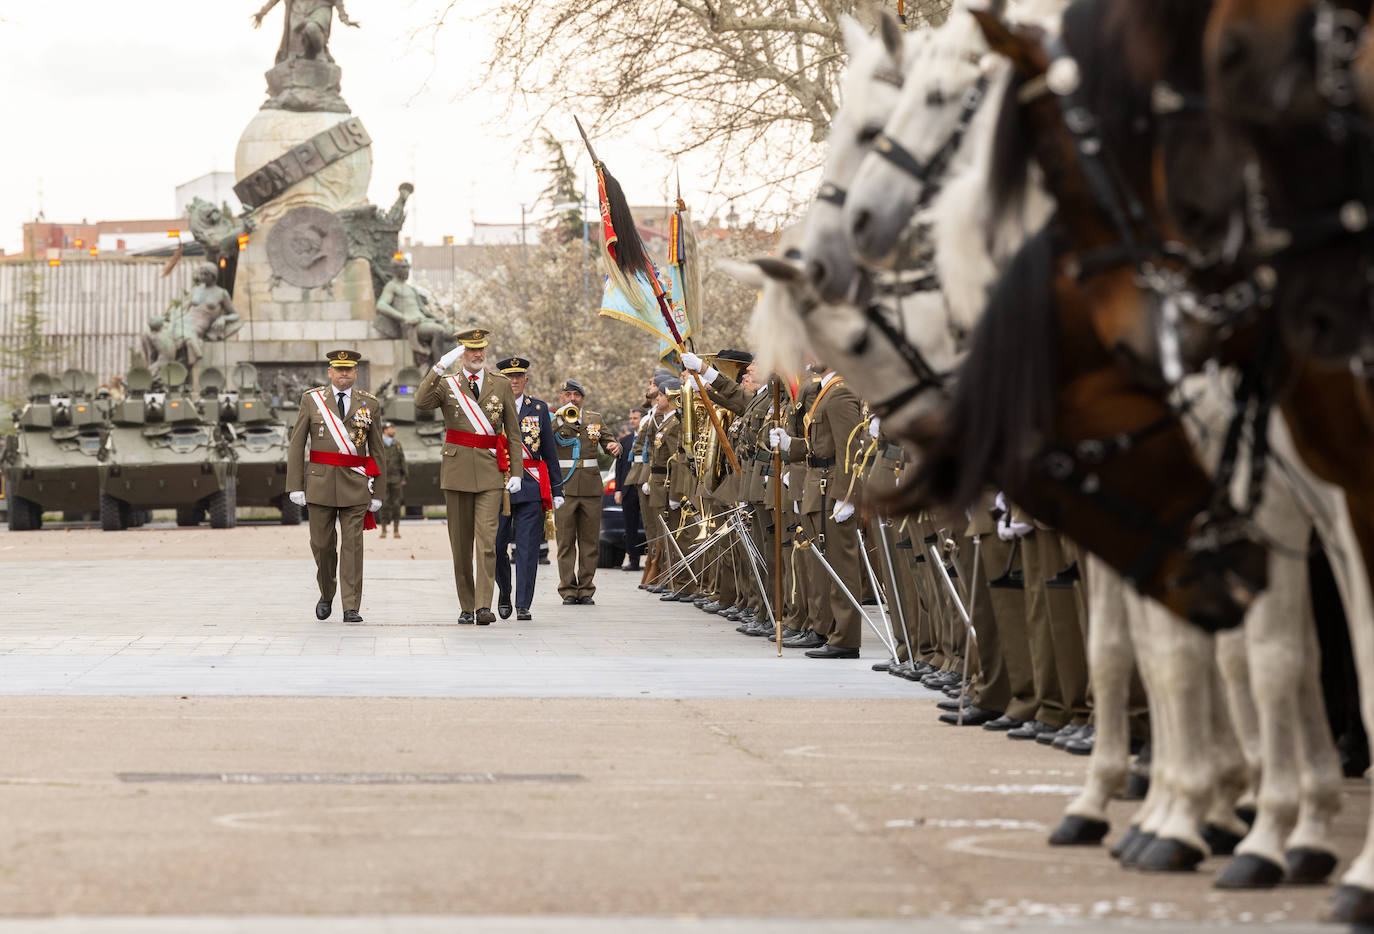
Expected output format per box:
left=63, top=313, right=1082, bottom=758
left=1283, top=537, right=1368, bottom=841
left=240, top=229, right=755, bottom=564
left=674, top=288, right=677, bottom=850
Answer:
left=379, top=366, right=443, bottom=513
left=2, top=370, right=107, bottom=531
left=98, top=363, right=236, bottom=531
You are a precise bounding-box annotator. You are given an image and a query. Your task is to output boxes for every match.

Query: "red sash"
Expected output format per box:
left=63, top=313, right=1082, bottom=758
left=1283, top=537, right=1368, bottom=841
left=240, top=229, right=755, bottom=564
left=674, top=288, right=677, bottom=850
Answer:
left=308, top=450, right=381, bottom=530
left=446, top=429, right=511, bottom=473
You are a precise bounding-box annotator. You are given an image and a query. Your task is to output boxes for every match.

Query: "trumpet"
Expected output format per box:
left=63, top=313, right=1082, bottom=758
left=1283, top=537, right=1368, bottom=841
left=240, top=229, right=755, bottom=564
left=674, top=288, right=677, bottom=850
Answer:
left=555, top=402, right=581, bottom=427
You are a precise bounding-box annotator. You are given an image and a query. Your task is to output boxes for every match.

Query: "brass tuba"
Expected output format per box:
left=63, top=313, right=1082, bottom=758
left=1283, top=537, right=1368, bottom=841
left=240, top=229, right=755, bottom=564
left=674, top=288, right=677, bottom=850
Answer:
left=554, top=402, right=581, bottom=428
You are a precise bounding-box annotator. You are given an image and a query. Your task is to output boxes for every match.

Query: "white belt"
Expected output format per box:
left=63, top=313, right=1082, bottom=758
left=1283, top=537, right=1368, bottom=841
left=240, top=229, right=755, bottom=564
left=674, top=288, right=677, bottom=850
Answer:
left=558, top=458, right=599, bottom=470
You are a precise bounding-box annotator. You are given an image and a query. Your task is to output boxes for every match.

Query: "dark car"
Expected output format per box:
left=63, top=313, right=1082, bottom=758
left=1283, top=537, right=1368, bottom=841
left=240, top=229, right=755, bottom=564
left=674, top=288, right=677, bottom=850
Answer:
left=598, top=467, right=645, bottom=568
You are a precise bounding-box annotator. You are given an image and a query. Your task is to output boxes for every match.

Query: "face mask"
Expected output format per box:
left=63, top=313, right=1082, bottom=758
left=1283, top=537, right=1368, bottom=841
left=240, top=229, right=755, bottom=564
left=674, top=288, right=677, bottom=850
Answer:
left=383, top=436, right=394, bottom=447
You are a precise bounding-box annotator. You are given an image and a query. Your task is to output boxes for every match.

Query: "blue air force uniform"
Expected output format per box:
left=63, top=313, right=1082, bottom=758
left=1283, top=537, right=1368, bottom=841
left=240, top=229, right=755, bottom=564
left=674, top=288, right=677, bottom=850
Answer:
left=495, top=357, right=564, bottom=618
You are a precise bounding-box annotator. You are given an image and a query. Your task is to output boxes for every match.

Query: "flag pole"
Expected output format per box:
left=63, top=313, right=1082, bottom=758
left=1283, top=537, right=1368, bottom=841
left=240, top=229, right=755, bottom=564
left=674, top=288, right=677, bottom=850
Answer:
left=772, top=377, right=785, bottom=656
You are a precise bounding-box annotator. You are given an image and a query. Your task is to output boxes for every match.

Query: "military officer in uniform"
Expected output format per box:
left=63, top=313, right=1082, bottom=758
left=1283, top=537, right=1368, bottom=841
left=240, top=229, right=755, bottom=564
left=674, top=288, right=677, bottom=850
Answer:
left=494, top=356, right=565, bottom=621
left=552, top=378, right=622, bottom=605
left=416, top=326, right=524, bottom=625
left=378, top=421, right=407, bottom=538
left=286, top=349, right=387, bottom=623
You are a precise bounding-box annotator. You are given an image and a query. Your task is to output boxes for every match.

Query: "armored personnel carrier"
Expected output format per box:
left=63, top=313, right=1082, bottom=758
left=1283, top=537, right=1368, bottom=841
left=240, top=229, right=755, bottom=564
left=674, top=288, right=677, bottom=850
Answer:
left=98, top=363, right=236, bottom=531
left=381, top=365, right=444, bottom=513
left=2, top=369, right=106, bottom=531
left=211, top=363, right=299, bottom=525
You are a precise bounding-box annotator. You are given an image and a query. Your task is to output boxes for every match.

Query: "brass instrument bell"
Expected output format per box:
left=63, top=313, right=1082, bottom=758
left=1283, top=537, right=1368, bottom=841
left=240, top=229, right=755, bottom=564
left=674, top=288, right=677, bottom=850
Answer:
left=555, top=402, right=581, bottom=427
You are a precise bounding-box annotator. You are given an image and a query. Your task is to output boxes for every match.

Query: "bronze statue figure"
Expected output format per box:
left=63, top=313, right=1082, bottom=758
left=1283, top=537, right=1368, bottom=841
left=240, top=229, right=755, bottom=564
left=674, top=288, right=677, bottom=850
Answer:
left=375, top=258, right=449, bottom=369
left=252, top=0, right=359, bottom=64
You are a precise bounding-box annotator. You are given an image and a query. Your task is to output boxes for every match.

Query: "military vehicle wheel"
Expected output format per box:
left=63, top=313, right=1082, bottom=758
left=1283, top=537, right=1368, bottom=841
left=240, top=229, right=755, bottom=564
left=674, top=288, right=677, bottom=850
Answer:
left=598, top=541, right=624, bottom=569
left=99, top=493, right=127, bottom=531
left=208, top=477, right=237, bottom=529
left=7, top=496, right=41, bottom=531
left=278, top=494, right=302, bottom=526
left=175, top=506, right=202, bottom=527
left=129, top=510, right=150, bottom=528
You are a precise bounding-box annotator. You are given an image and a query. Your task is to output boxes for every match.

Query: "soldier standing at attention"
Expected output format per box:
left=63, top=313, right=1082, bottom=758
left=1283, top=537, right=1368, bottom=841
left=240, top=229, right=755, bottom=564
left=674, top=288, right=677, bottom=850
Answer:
left=378, top=421, right=407, bottom=538
left=552, top=379, right=622, bottom=605
left=286, top=349, right=387, bottom=624
left=494, top=356, right=565, bottom=621
left=416, top=326, right=524, bottom=625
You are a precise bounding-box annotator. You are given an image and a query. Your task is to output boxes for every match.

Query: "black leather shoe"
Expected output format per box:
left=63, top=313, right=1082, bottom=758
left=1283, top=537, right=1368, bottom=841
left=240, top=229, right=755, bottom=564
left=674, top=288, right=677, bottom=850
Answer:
left=770, top=627, right=803, bottom=643
left=458, top=611, right=475, bottom=625
left=805, top=644, right=859, bottom=659
left=342, top=610, right=363, bottom=624
left=516, top=608, right=532, bottom=621
left=1007, top=720, right=1059, bottom=741
left=783, top=631, right=826, bottom=649
left=937, top=696, right=972, bottom=712
left=579, top=596, right=595, bottom=605
left=659, top=591, right=682, bottom=601
left=498, top=600, right=513, bottom=620
left=315, top=600, right=332, bottom=620
left=701, top=601, right=724, bottom=613
left=476, top=608, right=496, bottom=625
left=745, top=622, right=772, bottom=637
left=692, top=595, right=711, bottom=607
left=940, top=705, right=1000, bottom=726
left=563, top=596, right=580, bottom=605
left=1064, top=725, right=1095, bottom=755
left=872, top=661, right=892, bottom=672
left=982, top=714, right=1023, bottom=732
left=1047, top=723, right=1086, bottom=748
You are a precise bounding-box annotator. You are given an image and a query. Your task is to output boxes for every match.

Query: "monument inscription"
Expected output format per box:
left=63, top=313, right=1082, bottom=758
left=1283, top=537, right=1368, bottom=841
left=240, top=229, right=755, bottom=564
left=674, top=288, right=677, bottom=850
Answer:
left=234, top=117, right=371, bottom=208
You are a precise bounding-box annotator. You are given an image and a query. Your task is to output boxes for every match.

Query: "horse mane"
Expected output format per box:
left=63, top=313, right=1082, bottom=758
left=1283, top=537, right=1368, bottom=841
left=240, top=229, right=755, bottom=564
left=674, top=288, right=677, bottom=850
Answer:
left=901, top=223, right=1059, bottom=512
left=987, top=68, right=1033, bottom=232
left=601, top=165, right=653, bottom=280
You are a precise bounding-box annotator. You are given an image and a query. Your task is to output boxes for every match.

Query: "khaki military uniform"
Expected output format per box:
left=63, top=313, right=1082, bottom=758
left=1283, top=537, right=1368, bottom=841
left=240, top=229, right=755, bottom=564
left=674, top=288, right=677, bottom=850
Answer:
left=553, top=408, right=616, bottom=600
left=780, top=378, right=821, bottom=635
left=379, top=438, right=407, bottom=534
left=287, top=385, right=387, bottom=613
left=647, top=409, right=684, bottom=589
left=795, top=374, right=866, bottom=650
left=630, top=408, right=665, bottom=587
left=415, top=365, right=523, bottom=612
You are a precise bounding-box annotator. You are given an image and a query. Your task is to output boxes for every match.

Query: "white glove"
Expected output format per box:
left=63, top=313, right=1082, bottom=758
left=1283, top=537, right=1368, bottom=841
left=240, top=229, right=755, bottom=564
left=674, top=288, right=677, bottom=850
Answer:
left=995, top=493, right=1034, bottom=541
left=669, top=499, right=681, bottom=509
left=782, top=472, right=790, bottom=489
left=832, top=500, right=855, bottom=523
left=641, top=482, right=650, bottom=496
left=288, top=491, right=307, bottom=507
left=369, top=498, right=382, bottom=512
left=680, top=351, right=704, bottom=373
left=868, top=418, right=881, bottom=440
left=769, top=427, right=791, bottom=452
left=792, top=501, right=799, bottom=514
left=436, top=345, right=466, bottom=371
left=737, top=502, right=747, bottom=509
left=553, top=495, right=565, bottom=509
left=505, top=476, right=522, bottom=494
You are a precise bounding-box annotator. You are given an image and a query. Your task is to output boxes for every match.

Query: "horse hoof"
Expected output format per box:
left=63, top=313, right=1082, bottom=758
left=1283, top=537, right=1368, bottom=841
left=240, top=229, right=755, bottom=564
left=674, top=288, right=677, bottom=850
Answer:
left=1120, top=831, right=1158, bottom=868
left=1285, top=847, right=1338, bottom=886
left=1049, top=814, right=1109, bottom=846
left=1215, top=853, right=1284, bottom=889
left=1111, top=825, right=1141, bottom=861
left=1235, top=806, right=1256, bottom=827
left=1203, top=823, right=1244, bottom=856
left=1136, top=836, right=1206, bottom=873
left=1119, top=772, right=1149, bottom=801
left=1327, top=884, right=1374, bottom=925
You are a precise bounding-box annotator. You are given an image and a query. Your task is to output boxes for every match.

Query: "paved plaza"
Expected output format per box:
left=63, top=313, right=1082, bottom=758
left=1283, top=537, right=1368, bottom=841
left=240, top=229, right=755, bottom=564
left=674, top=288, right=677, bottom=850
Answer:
left=0, top=522, right=1368, bottom=931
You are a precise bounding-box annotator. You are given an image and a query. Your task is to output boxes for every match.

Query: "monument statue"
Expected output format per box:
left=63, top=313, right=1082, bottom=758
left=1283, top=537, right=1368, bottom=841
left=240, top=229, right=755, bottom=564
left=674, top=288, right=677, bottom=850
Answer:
left=374, top=258, right=450, bottom=369
left=143, top=264, right=244, bottom=373
left=252, top=0, right=359, bottom=64
left=339, top=183, right=414, bottom=298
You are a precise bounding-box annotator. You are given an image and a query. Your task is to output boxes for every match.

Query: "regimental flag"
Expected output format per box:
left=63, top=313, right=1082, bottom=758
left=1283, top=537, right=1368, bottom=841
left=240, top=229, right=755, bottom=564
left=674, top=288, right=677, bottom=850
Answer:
left=667, top=195, right=702, bottom=340
left=598, top=265, right=689, bottom=363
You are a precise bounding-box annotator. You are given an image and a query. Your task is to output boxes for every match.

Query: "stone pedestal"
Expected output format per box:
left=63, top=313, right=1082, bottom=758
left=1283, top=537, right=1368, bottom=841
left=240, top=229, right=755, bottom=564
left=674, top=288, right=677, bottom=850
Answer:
left=263, top=60, right=349, bottom=113
left=216, top=108, right=404, bottom=393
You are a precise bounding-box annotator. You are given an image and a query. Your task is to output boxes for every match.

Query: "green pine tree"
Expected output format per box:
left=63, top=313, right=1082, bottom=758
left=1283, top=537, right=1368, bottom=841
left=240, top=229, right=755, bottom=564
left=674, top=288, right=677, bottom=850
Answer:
left=539, top=131, right=586, bottom=246
left=1, top=262, right=54, bottom=421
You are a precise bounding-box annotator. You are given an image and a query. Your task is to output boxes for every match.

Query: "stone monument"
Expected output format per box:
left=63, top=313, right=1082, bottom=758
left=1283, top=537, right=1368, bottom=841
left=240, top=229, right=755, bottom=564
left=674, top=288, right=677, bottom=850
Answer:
left=196, top=4, right=425, bottom=391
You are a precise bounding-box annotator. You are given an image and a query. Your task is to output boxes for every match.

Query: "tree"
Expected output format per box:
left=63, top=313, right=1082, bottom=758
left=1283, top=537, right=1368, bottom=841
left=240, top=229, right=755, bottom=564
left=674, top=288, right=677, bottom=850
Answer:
left=427, top=0, right=952, bottom=207
left=538, top=132, right=586, bottom=247
left=0, top=262, right=55, bottom=420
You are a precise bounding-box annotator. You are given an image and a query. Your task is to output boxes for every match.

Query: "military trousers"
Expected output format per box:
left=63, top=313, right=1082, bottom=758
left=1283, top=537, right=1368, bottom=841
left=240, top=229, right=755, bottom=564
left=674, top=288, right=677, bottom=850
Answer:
left=309, top=502, right=368, bottom=612
left=804, top=510, right=863, bottom=650
left=555, top=495, right=602, bottom=599
left=379, top=480, right=405, bottom=528
left=978, top=535, right=1040, bottom=723
left=445, top=488, right=501, bottom=612
left=495, top=499, right=543, bottom=610
left=1020, top=529, right=1091, bottom=728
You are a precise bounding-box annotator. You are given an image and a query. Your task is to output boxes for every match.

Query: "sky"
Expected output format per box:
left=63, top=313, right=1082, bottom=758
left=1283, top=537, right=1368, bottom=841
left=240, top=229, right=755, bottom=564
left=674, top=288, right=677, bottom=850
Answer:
left=0, top=1, right=737, bottom=255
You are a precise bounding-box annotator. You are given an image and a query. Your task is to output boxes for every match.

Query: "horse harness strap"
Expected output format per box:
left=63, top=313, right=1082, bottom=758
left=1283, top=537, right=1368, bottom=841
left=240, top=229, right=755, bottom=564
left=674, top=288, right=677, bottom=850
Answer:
left=816, top=182, right=847, bottom=207
left=872, top=71, right=990, bottom=209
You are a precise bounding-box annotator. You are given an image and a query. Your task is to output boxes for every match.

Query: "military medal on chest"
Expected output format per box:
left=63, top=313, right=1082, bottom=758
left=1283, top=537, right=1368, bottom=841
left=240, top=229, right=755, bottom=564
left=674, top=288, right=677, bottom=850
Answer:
left=484, top=396, right=504, bottom=425
left=587, top=422, right=602, bottom=443
left=351, top=403, right=372, bottom=448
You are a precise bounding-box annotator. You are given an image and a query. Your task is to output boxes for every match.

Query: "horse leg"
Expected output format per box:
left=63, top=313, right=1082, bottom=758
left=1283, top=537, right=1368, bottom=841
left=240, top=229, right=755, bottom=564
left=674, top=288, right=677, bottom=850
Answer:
left=1116, top=591, right=1175, bottom=867
left=1135, top=599, right=1214, bottom=872
left=1051, top=554, right=1129, bottom=845
left=1203, top=630, right=1253, bottom=854
left=1214, top=542, right=1310, bottom=888
left=1286, top=590, right=1344, bottom=885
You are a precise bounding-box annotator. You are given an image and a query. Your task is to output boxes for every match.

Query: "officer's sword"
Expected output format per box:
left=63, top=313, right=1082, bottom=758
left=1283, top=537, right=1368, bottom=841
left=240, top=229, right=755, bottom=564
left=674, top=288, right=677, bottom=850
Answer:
left=797, top=534, right=897, bottom=659
left=929, top=536, right=982, bottom=724
left=877, top=518, right=917, bottom=669
left=729, top=510, right=776, bottom=633
left=856, top=525, right=900, bottom=666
